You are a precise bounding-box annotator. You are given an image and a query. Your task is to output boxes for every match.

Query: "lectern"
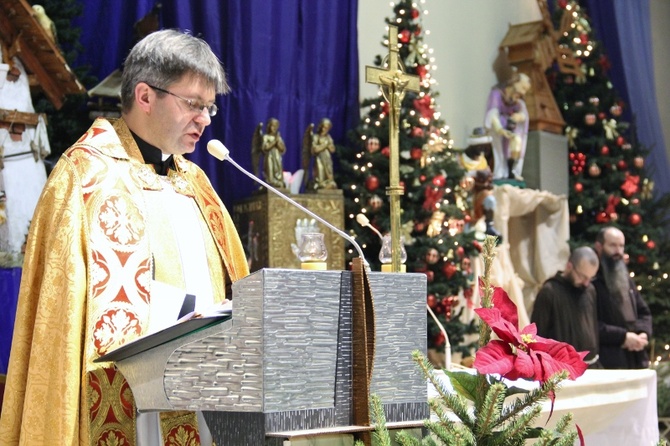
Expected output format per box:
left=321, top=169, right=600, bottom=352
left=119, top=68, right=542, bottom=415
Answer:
left=104, top=268, right=428, bottom=445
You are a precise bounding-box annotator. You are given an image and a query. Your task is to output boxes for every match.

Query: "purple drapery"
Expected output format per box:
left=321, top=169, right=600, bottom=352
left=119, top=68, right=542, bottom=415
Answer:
left=71, top=0, right=360, bottom=206
left=0, top=268, right=21, bottom=374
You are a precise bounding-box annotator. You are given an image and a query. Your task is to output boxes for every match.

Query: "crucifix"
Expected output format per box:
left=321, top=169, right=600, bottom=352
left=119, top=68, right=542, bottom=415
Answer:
left=365, top=25, right=420, bottom=272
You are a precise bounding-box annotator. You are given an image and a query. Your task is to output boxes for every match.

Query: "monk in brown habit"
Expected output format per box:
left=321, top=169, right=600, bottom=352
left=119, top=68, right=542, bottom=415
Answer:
left=0, top=29, right=249, bottom=445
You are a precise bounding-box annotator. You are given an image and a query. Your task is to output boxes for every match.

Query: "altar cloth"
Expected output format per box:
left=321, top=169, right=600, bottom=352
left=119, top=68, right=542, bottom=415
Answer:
left=429, top=368, right=659, bottom=446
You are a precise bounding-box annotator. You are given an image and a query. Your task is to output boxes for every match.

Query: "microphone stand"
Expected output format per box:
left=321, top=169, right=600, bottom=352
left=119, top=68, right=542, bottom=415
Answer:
left=207, top=140, right=368, bottom=268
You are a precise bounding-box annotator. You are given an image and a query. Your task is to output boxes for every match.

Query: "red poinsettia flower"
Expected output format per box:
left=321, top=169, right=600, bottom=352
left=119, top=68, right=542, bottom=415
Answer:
left=473, top=286, right=588, bottom=383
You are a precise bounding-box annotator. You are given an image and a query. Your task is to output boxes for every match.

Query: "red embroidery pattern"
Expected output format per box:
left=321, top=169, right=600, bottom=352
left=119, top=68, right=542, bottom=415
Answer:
left=97, top=194, right=146, bottom=249
left=93, top=308, right=141, bottom=355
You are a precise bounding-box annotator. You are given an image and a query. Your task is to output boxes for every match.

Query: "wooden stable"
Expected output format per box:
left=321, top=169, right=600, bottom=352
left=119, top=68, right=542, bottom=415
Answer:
left=0, top=0, right=85, bottom=115
left=498, top=0, right=582, bottom=135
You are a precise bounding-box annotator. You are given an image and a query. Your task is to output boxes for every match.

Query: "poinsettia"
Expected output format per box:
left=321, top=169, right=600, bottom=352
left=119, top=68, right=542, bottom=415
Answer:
left=474, top=284, right=588, bottom=383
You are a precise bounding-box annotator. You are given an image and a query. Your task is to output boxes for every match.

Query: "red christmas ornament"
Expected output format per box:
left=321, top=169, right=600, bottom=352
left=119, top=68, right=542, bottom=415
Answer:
left=595, top=212, right=610, bottom=224
left=381, top=147, right=390, bottom=157
left=411, top=126, right=424, bottom=138
left=647, top=240, right=656, bottom=250
left=610, top=104, right=622, bottom=116
left=413, top=95, right=434, bottom=120
left=442, top=262, right=457, bottom=279
left=621, top=173, right=640, bottom=197
left=617, top=160, right=627, bottom=170
left=616, top=136, right=625, bottom=146
left=455, top=246, right=465, bottom=259
left=415, top=65, right=427, bottom=80
left=425, top=270, right=434, bottom=282
left=637, top=255, right=647, bottom=264
left=414, top=221, right=425, bottom=232
left=365, top=175, right=380, bottom=191
left=634, top=157, right=644, bottom=169
left=413, top=26, right=422, bottom=36
left=423, top=187, right=445, bottom=210
left=433, top=331, right=445, bottom=346
left=410, top=147, right=423, bottom=160
left=598, top=112, right=607, bottom=120
left=419, top=175, right=426, bottom=182
left=580, top=33, right=589, bottom=44
left=574, top=182, right=583, bottom=193
left=427, top=294, right=437, bottom=309
left=628, top=213, right=642, bottom=225
left=432, top=174, right=446, bottom=188
left=463, top=214, right=472, bottom=223
left=558, top=0, right=568, bottom=8
left=411, top=8, right=420, bottom=19
left=399, top=29, right=411, bottom=43
left=600, top=145, right=610, bottom=156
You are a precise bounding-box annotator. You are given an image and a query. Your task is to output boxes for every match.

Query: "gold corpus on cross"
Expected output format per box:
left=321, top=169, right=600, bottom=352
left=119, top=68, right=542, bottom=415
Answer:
left=365, top=25, right=420, bottom=272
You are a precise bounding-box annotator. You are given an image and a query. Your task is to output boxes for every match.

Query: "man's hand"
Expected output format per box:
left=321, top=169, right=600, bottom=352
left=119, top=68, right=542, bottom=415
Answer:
left=622, top=332, right=648, bottom=351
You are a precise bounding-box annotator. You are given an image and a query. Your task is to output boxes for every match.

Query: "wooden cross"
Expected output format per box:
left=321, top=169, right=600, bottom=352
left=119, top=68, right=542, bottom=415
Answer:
left=365, top=25, right=420, bottom=272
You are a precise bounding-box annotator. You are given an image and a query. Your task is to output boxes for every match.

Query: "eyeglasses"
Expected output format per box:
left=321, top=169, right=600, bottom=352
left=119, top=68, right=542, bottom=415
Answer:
left=146, top=84, right=218, bottom=117
left=572, top=266, right=594, bottom=283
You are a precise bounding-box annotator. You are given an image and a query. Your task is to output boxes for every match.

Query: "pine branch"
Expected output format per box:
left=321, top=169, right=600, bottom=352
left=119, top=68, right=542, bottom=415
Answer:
left=474, top=382, right=506, bottom=437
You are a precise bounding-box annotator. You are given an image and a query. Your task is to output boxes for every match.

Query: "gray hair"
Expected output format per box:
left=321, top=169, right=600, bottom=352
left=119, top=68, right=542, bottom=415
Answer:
left=570, top=246, right=599, bottom=268
left=120, top=29, right=228, bottom=111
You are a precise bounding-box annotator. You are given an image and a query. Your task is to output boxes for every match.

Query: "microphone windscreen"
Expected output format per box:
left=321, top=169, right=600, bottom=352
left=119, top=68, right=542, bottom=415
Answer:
left=207, top=139, right=228, bottom=161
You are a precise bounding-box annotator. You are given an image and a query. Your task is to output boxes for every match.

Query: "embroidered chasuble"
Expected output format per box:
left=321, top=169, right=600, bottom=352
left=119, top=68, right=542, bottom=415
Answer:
left=0, top=117, right=249, bottom=445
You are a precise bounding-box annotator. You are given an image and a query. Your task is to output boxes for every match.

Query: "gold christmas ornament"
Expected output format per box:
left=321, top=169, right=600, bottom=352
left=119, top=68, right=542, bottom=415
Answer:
left=427, top=211, right=445, bottom=237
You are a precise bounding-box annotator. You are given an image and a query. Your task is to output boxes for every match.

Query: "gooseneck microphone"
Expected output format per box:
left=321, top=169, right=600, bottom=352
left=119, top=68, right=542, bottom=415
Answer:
left=207, top=139, right=368, bottom=266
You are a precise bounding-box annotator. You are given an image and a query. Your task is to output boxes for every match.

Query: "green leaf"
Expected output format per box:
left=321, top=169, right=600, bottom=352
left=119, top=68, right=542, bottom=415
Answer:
left=444, top=370, right=479, bottom=402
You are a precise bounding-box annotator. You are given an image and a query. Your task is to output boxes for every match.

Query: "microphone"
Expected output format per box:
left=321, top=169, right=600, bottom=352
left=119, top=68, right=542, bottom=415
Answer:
left=355, top=213, right=384, bottom=242
left=207, top=139, right=368, bottom=266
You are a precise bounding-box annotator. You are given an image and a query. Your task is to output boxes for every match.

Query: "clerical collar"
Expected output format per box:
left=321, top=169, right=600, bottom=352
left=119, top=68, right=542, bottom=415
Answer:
left=130, top=130, right=174, bottom=176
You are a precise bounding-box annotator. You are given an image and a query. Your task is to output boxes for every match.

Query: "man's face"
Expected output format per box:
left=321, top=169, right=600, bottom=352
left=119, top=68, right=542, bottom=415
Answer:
left=599, top=230, right=626, bottom=262
left=567, top=259, right=598, bottom=289
left=148, top=76, right=216, bottom=156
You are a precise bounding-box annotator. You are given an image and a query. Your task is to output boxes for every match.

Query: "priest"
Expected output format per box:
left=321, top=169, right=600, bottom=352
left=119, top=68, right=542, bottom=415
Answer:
left=0, top=29, right=249, bottom=445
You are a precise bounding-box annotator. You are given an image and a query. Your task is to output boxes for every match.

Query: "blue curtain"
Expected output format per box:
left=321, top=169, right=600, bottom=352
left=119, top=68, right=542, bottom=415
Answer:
left=585, top=0, right=670, bottom=197
left=0, top=268, right=21, bottom=374
left=72, top=0, right=360, bottom=206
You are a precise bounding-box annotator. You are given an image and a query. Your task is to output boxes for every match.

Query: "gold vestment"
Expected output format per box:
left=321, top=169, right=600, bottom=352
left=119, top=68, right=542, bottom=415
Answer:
left=0, top=118, right=249, bottom=445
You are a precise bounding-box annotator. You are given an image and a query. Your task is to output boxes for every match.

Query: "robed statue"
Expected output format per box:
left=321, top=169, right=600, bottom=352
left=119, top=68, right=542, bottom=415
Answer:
left=251, top=118, right=286, bottom=189
left=301, top=118, right=337, bottom=192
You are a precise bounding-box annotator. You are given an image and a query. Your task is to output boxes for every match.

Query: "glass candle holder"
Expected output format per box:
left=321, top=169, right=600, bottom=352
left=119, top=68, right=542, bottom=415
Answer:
left=379, top=234, right=407, bottom=272
left=299, top=233, right=328, bottom=270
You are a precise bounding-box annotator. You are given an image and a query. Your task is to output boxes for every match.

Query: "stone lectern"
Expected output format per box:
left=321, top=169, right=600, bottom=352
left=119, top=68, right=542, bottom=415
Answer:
left=107, top=268, right=428, bottom=445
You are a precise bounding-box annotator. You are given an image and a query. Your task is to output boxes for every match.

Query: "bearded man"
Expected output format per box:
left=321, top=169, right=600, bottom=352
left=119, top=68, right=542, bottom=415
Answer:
left=593, top=226, right=652, bottom=369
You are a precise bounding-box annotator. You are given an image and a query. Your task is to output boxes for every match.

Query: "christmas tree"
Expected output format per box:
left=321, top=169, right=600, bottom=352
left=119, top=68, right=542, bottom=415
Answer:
left=336, top=0, right=480, bottom=357
left=549, top=0, right=670, bottom=351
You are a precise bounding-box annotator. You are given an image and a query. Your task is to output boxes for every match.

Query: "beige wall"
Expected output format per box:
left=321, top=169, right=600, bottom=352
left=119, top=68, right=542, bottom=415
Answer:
left=358, top=0, right=669, bottom=159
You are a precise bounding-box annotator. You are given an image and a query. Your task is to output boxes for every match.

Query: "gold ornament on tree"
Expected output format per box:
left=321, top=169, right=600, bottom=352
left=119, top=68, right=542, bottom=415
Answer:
left=426, top=211, right=445, bottom=237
